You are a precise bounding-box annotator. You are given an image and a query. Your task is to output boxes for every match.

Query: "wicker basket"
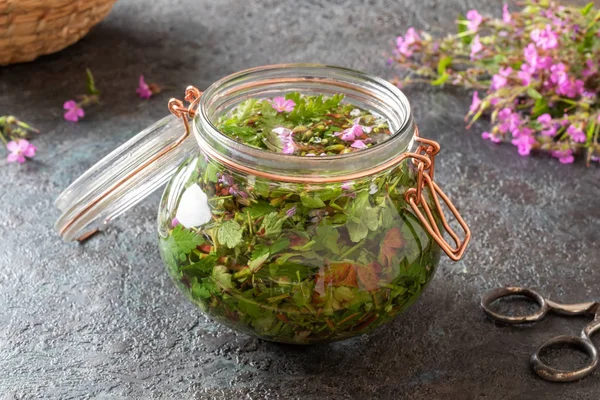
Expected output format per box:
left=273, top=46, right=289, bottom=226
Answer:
left=0, top=0, right=118, bottom=66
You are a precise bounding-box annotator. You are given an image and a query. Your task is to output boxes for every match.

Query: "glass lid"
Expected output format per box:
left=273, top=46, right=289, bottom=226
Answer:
left=54, top=114, right=197, bottom=242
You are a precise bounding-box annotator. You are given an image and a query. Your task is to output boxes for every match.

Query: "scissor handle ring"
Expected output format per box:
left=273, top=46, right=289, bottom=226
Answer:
left=481, top=287, right=548, bottom=324
left=531, top=335, right=598, bottom=382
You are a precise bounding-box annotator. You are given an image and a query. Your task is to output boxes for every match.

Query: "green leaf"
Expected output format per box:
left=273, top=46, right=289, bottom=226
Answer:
left=270, top=237, right=291, bottom=254
left=249, top=252, right=270, bottom=272
left=211, top=265, right=233, bottom=289
left=217, top=220, right=243, bottom=248
left=527, top=87, right=543, bottom=100
left=300, top=195, right=326, bottom=209
left=245, top=201, right=276, bottom=218
left=431, top=74, right=449, bottom=86
left=191, top=279, right=212, bottom=300
left=437, top=56, right=453, bottom=76
left=181, top=255, right=219, bottom=278
left=238, top=297, right=263, bottom=318
left=260, top=212, right=284, bottom=238
left=581, top=2, right=594, bottom=16
left=86, top=68, right=100, bottom=96
left=315, top=222, right=340, bottom=254
left=457, top=15, right=473, bottom=45
left=159, top=225, right=204, bottom=266
left=531, top=97, right=550, bottom=118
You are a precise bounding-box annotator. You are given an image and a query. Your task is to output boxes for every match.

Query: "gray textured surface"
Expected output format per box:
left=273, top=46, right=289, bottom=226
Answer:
left=1, top=0, right=599, bottom=399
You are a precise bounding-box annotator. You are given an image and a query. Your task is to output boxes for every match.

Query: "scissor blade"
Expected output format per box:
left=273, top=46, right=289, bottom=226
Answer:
left=547, top=299, right=600, bottom=316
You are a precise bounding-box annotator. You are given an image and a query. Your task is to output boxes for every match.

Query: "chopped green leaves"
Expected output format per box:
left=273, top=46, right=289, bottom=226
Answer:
left=160, top=93, right=440, bottom=344
left=217, top=220, right=243, bottom=248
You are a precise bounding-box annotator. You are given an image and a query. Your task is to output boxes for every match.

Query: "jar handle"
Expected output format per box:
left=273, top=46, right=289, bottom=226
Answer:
left=404, top=134, right=471, bottom=261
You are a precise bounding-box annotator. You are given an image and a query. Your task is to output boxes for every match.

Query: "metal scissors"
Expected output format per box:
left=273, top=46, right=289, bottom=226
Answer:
left=481, top=287, right=600, bottom=382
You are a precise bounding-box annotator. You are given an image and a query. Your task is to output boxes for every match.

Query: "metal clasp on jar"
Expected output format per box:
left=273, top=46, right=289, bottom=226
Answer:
left=404, top=131, right=471, bottom=261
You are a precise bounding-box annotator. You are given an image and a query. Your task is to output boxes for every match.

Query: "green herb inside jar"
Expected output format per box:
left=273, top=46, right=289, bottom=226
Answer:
left=215, top=93, right=392, bottom=156
left=159, top=93, right=440, bottom=344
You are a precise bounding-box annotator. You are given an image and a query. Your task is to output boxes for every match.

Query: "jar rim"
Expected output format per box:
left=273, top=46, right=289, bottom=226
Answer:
left=194, top=64, right=416, bottom=182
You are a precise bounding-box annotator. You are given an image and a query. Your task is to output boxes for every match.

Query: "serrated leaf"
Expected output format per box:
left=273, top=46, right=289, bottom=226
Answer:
left=159, top=225, right=204, bottom=266
left=212, top=265, right=233, bottom=289
left=260, top=212, right=285, bottom=238
left=315, top=222, right=340, bottom=254
left=217, top=220, right=243, bottom=248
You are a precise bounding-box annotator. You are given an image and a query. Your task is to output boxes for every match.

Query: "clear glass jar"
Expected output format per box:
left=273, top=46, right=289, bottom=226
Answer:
left=55, top=64, right=470, bottom=345
left=157, top=65, right=467, bottom=343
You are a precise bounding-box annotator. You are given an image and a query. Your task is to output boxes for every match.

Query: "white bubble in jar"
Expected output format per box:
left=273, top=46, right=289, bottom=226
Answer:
left=175, top=184, right=212, bottom=228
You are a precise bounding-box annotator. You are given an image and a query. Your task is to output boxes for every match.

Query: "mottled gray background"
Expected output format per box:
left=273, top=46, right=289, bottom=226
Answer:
left=1, top=0, right=599, bottom=399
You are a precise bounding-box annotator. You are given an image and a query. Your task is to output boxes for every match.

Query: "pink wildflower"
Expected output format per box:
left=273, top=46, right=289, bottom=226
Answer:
left=552, top=149, right=574, bottom=164
left=6, top=139, right=37, bottom=164
left=583, top=60, right=596, bottom=78
left=273, top=127, right=296, bottom=154
left=351, top=140, right=368, bottom=149
left=470, top=92, right=481, bottom=113
left=466, top=10, right=483, bottom=31
left=63, top=100, right=84, bottom=122
left=491, top=67, right=512, bottom=90
left=502, top=4, right=511, bottom=24
left=537, top=114, right=558, bottom=137
left=270, top=97, right=296, bottom=113
left=567, top=125, right=586, bottom=143
left=336, top=118, right=372, bottom=142
left=531, top=25, right=558, bottom=50
left=498, top=107, right=520, bottom=134
left=482, top=132, right=502, bottom=144
left=470, top=35, right=483, bottom=61
left=136, top=75, right=152, bottom=99
left=511, top=134, right=536, bottom=156
left=396, top=27, right=421, bottom=57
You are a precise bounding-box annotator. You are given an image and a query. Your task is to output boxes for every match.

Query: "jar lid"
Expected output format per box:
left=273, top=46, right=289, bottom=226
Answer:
left=54, top=114, right=197, bottom=242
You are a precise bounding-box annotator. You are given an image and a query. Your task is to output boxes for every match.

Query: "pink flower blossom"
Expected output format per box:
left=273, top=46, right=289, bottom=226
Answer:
left=466, top=10, right=483, bottom=31
left=482, top=131, right=502, bottom=144
left=567, top=125, right=586, bottom=143
left=286, top=206, right=297, bottom=217
left=136, top=75, right=152, bottom=99
left=518, top=64, right=534, bottom=86
left=531, top=25, right=558, bottom=50
left=63, top=100, right=84, bottom=122
left=351, top=140, right=368, bottom=149
left=270, top=97, right=296, bottom=113
left=498, top=107, right=520, bottom=134
left=552, top=149, right=574, bottom=164
left=511, top=134, right=536, bottom=156
left=273, top=127, right=296, bottom=154
left=583, top=60, right=596, bottom=78
left=6, top=139, right=37, bottom=164
left=171, top=217, right=180, bottom=227
left=336, top=118, right=372, bottom=142
left=491, top=67, right=512, bottom=90
left=524, top=43, right=545, bottom=71
left=502, top=4, right=511, bottom=24
left=470, top=91, right=481, bottom=113
left=537, top=114, right=558, bottom=137
left=396, top=27, right=421, bottom=57
left=470, top=35, right=483, bottom=61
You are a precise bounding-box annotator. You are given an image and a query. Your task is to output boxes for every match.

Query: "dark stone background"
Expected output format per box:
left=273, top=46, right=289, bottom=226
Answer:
left=1, top=0, right=599, bottom=399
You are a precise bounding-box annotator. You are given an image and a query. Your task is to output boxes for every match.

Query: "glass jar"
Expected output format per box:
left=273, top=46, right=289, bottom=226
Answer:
left=55, top=64, right=470, bottom=344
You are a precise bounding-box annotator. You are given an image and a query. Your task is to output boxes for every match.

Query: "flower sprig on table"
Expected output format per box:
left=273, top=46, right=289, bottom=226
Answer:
left=1, top=116, right=38, bottom=164
left=390, top=0, right=600, bottom=165
left=63, top=69, right=101, bottom=122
